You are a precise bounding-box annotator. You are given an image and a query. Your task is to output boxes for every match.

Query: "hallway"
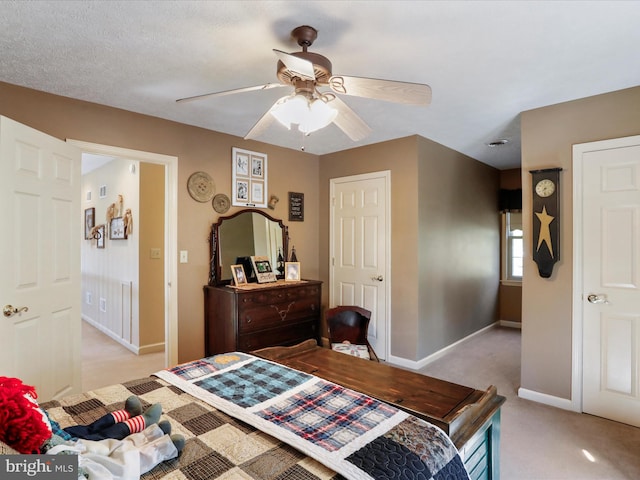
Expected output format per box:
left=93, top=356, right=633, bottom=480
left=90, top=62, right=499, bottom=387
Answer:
left=81, top=321, right=165, bottom=391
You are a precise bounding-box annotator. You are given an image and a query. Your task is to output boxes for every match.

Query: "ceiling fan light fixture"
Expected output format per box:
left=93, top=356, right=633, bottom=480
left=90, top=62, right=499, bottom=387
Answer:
left=270, top=94, right=337, bottom=135
left=300, top=97, right=337, bottom=134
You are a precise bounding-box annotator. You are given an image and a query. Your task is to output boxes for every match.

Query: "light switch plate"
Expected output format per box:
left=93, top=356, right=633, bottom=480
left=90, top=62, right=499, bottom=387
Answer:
left=180, top=250, right=188, bottom=263
left=150, top=248, right=161, bottom=259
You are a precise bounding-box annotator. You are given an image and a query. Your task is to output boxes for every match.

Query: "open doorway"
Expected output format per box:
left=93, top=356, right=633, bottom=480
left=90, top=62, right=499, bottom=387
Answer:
left=69, top=140, right=177, bottom=390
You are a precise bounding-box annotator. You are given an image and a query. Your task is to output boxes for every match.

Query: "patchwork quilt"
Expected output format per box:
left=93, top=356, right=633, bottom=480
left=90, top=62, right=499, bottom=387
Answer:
left=155, top=353, right=470, bottom=480
left=41, top=376, right=341, bottom=480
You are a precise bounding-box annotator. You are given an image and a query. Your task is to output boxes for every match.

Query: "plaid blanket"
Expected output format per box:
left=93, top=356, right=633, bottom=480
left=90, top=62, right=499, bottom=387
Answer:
left=155, top=353, right=470, bottom=480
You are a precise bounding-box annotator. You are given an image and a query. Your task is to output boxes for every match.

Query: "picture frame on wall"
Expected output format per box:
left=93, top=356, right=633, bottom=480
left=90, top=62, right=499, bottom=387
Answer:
left=96, top=225, right=105, bottom=249
left=84, top=207, right=95, bottom=239
left=288, top=192, right=304, bottom=221
left=109, top=217, right=127, bottom=240
left=232, top=147, right=268, bottom=208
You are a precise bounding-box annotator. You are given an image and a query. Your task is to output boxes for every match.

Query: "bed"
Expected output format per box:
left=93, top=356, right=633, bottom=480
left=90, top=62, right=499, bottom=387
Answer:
left=4, top=349, right=488, bottom=480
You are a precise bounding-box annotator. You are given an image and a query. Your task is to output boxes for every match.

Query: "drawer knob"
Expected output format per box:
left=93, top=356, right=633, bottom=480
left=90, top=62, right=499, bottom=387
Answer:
left=246, top=316, right=252, bottom=323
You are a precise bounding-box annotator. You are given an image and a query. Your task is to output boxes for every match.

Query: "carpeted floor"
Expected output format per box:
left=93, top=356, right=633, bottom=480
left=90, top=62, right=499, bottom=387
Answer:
left=419, top=326, right=640, bottom=479
left=81, top=321, right=165, bottom=391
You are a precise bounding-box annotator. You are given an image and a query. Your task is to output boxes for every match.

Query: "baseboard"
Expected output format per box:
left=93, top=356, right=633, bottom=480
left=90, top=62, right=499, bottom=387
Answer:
left=517, top=387, right=579, bottom=412
left=387, top=322, right=499, bottom=370
left=499, top=320, right=522, bottom=329
left=138, top=342, right=165, bottom=355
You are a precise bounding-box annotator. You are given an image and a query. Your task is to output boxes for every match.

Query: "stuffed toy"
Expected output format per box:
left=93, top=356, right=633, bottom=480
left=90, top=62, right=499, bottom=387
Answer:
left=0, top=376, right=52, bottom=453
left=0, top=377, right=185, bottom=479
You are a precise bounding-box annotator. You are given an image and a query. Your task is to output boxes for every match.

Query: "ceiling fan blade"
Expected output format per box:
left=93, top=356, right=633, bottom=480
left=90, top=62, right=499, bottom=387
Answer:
left=176, top=83, right=286, bottom=103
left=273, top=49, right=316, bottom=81
left=326, top=95, right=372, bottom=142
left=244, top=97, right=290, bottom=140
left=329, top=75, right=432, bottom=105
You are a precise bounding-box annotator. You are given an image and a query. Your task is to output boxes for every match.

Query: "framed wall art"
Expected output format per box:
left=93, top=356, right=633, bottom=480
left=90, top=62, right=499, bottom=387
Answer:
left=110, top=217, right=127, bottom=240
left=96, top=225, right=105, bottom=249
left=288, top=192, right=304, bottom=221
left=232, top=147, right=268, bottom=208
left=84, top=207, right=95, bottom=239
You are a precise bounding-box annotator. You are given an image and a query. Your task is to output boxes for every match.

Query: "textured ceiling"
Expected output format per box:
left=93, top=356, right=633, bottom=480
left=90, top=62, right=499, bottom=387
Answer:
left=1, top=1, right=639, bottom=170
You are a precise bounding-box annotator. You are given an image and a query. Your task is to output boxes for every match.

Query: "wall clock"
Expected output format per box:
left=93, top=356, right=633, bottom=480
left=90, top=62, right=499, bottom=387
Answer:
left=530, top=168, right=562, bottom=278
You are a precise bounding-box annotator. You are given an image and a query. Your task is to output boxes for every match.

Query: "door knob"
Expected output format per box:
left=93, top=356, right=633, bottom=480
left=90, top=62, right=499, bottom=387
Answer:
left=371, top=275, right=383, bottom=282
left=587, top=294, right=609, bottom=304
left=3, top=305, right=29, bottom=317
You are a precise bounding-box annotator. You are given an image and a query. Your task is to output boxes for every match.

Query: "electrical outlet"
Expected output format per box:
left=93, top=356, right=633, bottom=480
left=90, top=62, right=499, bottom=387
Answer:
left=86, top=291, right=92, bottom=305
left=180, top=250, right=188, bottom=263
left=99, top=298, right=107, bottom=313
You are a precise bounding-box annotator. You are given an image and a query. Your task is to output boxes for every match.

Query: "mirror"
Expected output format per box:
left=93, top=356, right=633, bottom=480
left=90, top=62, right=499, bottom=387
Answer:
left=209, top=209, right=289, bottom=285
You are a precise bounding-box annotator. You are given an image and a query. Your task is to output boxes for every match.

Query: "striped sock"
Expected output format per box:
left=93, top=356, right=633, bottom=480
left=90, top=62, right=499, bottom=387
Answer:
left=110, top=409, right=132, bottom=424
left=124, top=415, right=146, bottom=434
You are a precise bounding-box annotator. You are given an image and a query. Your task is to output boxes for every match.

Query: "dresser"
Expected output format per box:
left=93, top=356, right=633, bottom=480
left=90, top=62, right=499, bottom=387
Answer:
left=203, top=280, right=322, bottom=355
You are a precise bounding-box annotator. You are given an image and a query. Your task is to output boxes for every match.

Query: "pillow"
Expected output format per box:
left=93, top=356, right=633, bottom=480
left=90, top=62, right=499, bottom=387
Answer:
left=331, top=342, right=371, bottom=360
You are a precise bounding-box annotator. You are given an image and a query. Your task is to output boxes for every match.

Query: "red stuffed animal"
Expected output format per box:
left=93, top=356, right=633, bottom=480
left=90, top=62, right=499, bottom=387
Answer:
left=0, top=376, right=52, bottom=454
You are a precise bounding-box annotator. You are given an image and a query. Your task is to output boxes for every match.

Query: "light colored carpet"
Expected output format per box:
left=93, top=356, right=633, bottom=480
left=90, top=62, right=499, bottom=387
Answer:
left=81, top=321, right=165, bottom=391
left=419, top=326, right=640, bottom=479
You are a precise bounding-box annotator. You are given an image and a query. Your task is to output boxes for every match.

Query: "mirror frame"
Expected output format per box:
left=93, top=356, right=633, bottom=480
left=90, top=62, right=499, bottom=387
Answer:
left=209, top=208, right=289, bottom=286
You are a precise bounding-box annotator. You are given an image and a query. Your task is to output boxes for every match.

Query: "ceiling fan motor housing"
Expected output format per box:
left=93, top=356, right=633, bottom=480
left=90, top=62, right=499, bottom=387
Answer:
left=277, top=51, right=332, bottom=86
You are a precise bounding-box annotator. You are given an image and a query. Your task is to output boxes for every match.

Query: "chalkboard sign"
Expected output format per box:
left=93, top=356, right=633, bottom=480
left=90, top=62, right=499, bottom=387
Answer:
left=289, top=192, right=304, bottom=222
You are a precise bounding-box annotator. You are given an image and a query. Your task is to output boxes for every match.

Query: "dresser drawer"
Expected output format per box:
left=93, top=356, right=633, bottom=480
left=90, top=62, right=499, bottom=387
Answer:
left=237, top=285, right=320, bottom=333
left=237, top=284, right=320, bottom=307
left=238, top=320, right=317, bottom=351
left=239, top=298, right=318, bottom=332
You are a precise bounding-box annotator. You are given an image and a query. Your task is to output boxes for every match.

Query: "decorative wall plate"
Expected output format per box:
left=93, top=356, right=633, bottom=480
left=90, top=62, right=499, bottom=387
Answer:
left=212, top=193, right=231, bottom=214
left=187, top=171, right=215, bottom=202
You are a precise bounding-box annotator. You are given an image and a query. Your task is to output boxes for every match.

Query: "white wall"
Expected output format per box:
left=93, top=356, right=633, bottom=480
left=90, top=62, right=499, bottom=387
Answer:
left=81, top=158, right=140, bottom=350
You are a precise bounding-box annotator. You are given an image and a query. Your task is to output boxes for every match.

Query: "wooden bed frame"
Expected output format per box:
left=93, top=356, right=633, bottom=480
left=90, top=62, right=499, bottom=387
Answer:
left=255, top=339, right=505, bottom=480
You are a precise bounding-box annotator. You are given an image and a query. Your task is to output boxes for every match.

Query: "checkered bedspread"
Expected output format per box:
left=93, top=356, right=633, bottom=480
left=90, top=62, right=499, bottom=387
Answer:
left=41, top=376, right=341, bottom=480
left=155, top=353, right=470, bottom=480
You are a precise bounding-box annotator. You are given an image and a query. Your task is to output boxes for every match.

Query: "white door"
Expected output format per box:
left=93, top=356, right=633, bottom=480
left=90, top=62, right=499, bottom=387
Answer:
left=577, top=135, right=640, bottom=427
left=0, top=116, right=81, bottom=401
left=330, top=171, right=390, bottom=359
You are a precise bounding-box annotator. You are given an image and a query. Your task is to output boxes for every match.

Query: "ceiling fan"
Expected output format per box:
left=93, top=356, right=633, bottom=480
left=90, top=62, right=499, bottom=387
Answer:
left=176, top=25, right=432, bottom=142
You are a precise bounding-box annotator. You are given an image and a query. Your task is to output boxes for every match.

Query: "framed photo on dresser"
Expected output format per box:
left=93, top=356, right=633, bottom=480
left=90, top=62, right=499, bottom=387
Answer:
left=250, top=256, right=277, bottom=283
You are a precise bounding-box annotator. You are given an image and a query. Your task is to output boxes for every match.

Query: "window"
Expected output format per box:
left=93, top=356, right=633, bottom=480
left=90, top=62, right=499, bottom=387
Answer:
left=502, top=212, right=523, bottom=282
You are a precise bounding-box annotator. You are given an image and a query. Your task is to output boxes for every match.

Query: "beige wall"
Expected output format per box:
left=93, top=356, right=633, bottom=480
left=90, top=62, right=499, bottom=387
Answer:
left=417, top=137, right=500, bottom=358
left=0, top=81, right=320, bottom=363
left=139, top=162, right=165, bottom=348
left=319, top=136, right=499, bottom=361
left=521, top=86, right=640, bottom=399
